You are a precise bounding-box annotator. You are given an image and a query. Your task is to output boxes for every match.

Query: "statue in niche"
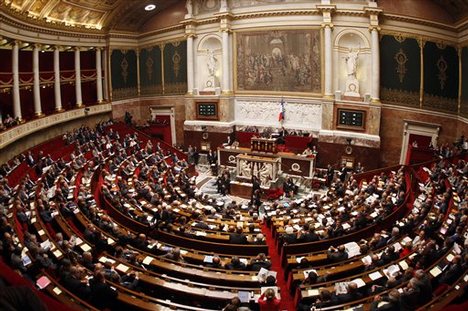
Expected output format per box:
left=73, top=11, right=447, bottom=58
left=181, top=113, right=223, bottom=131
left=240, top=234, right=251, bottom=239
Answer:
left=204, top=48, right=219, bottom=90
left=344, top=47, right=361, bottom=97
left=345, top=48, right=359, bottom=78
left=207, top=49, right=217, bottom=77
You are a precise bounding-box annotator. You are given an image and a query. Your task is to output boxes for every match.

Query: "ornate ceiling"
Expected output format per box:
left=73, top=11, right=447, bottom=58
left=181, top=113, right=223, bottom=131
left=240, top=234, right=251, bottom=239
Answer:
left=0, top=0, right=466, bottom=33
left=1, top=0, right=180, bottom=31
left=432, top=0, right=468, bottom=21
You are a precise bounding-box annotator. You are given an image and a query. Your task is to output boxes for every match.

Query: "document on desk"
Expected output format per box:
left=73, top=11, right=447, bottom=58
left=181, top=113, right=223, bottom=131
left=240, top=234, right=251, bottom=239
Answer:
left=238, top=291, right=251, bottom=303
left=351, top=278, right=366, bottom=288
left=344, top=242, right=361, bottom=258
left=430, top=266, right=442, bottom=277
left=307, top=289, right=319, bottom=297
left=368, top=271, right=383, bottom=281
left=143, top=256, right=154, bottom=265
left=361, top=255, right=372, bottom=266
left=116, top=263, right=130, bottom=273
left=399, top=260, right=409, bottom=270
left=204, top=255, right=214, bottom=263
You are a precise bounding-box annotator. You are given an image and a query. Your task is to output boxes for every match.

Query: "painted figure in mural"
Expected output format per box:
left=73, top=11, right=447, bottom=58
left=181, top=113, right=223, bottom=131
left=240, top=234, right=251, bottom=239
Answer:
left=207, top=49, right=217, bottom=77
left=345, top=48, right=359, bottom=78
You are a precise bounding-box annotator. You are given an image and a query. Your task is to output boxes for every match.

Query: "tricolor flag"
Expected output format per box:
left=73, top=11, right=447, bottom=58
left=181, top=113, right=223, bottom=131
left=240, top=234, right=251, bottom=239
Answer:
left=278, top=98, right=285, bottom=122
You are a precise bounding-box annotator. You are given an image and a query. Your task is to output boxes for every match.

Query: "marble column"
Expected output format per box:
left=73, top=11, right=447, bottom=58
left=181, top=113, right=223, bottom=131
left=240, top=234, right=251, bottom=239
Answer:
left=187, top=35, right=194, bottom=94
left=324, top=24, right=333, bottom=98
left=96, top=48, right=103, bottom=103
left=102, top=48, right=109, bottom=101
left=370, top=27, right=380, bottom=102
left=54, top=47, right=63, bottom=111
left=74, top=48, right=83, bottom=107
left=12, top=41, right=22, bottom=120
left=33, top=44, right=42, bottom=116
left=221, top=30, right=231, bottom=93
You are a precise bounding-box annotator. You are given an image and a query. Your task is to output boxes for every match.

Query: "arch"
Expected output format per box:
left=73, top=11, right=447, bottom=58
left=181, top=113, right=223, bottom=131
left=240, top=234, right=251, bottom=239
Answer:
left=334, top=29, right=370, bottom=50
left=197, top=34, right=222, bottom=52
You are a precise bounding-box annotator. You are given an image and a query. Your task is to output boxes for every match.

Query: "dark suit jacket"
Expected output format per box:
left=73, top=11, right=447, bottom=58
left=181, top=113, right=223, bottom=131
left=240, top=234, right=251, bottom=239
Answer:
left=229, top=233, right=247, bottom=244
left=90, top=281, right=118, bottom=309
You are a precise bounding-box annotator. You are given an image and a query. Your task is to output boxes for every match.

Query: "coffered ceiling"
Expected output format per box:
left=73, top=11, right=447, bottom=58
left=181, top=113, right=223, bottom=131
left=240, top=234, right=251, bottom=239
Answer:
left=2, top=0, right=180, bottom=31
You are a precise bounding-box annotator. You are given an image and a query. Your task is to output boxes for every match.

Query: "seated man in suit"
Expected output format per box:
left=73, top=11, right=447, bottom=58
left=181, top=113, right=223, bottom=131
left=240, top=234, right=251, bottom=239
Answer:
left=399, top=278, right=422, bottom=311
left=331, top=281, right=363, bottom=304
left=327, top=245, right=348, bottom=263
left=229, top=226, right=247, bottom=244
left=370, top=289, right=401, bottom=311
left=249, top=253, right=271, bottom=271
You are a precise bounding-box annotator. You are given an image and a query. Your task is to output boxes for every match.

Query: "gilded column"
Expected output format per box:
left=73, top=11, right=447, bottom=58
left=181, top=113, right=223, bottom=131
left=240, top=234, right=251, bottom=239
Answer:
left=221, top=29, right=231, bottom=93
left=370, top=27, right=380, bottom=102
left=12, top=41, right=22, bottom=120
left=103, top=48, right=109, bottom=101
left=187, top=35, right=194, bottom=94
left=324, top=24, right=333, bottom=98
left=365, top=6, right=382, bottom=104
left=96, top=48, right=103, bottom=103
left=318, top=5, right=335, bottom=99
left=219, top=13, right=232, bottom=95
left=74, top=47, right=83, bottom=107
left=33, top=44, right=43, bottom=117
left=54, top=46, right=63, bottom=111
left=136, top=48, right=141, bottom=96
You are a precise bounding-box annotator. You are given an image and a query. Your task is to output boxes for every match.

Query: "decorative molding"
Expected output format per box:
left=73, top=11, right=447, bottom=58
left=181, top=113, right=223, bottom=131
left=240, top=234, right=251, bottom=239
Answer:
left=0, top=10, right=105, bottom=38
left=0, top=104, right=111, bottom=150
left=383, top=13, right=459, bottom=32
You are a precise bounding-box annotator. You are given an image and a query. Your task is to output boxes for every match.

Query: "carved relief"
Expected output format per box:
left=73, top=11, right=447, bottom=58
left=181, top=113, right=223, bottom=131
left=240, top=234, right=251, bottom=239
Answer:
left=235, top=98, right=322, bottom=130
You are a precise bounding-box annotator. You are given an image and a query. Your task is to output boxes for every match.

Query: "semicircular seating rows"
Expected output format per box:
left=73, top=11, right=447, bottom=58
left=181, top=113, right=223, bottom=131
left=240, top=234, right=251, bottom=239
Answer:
left=0, top=121, right=466, bottom=311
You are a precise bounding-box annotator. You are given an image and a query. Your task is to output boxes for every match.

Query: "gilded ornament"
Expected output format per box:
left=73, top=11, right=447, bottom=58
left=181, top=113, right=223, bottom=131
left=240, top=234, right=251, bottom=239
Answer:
left=436, top=42, right=447, bottom=50
left=172, top=51, right=181, bottom=79
left=394, top=49, right=408, bottom=83
left=436, top=56, right=447, bottom=90
left=121, top=57, right=129, bottom=84
left=146, top=56, right=154, bottom=81
left=394, top=34, right=406, bottom=43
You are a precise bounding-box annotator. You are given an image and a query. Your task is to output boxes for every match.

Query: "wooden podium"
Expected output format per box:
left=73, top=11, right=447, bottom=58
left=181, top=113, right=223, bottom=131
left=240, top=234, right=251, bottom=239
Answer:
left=251, top=137, right=277, bottom=153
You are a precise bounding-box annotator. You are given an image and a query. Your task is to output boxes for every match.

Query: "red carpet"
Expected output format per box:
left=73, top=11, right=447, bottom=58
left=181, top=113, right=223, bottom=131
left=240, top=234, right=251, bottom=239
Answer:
left=262, top=223, right=295, bottom=311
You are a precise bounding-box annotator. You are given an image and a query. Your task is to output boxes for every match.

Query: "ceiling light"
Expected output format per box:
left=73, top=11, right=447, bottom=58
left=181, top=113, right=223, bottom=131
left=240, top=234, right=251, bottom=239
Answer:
left=145, top=4, right=156, bottom=11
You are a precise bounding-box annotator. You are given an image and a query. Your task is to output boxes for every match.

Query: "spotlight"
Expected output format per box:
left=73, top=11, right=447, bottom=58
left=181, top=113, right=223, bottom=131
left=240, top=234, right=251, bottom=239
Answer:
left=145, top=4, right=156, bottom=11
